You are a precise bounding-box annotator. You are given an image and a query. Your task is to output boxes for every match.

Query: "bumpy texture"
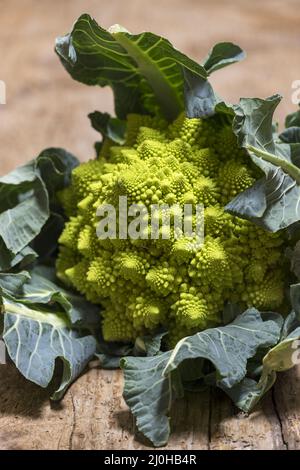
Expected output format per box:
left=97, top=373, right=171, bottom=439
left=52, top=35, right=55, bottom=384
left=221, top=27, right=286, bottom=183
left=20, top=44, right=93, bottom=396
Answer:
left=56, top=113, right=285, bottom=346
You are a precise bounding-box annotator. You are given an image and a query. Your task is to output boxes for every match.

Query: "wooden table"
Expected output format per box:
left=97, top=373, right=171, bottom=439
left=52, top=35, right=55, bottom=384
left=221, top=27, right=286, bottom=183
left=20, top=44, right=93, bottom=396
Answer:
left=0, top=362, right=299, bottom=450
left=1, top=0, right=300, bottom=450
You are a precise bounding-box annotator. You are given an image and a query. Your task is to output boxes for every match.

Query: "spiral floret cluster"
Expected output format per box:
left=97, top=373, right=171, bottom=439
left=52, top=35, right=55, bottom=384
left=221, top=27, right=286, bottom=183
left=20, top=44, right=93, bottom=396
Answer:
left=56, top=113, right=285, bottom=346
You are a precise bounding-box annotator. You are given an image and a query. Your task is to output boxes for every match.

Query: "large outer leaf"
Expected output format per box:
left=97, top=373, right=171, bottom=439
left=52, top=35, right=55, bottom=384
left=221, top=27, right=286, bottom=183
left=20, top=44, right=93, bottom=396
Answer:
left=121, top=352, right=179, bottom=447
left=56, top=14, right=212, bottom=120
left=0, top=162, right=49, bottom=269
left=21, top=266, right=100, bottom=329
left=164, top=309, right=279, bottom=388
left=121, top=309, right=279, bottom=447
left=222, top=95, right=300, bottom=231
left=223, top=312, right=300, bottom=412
left=3, top=304, right=96, bottom=400
left=0, top=148, right=78, bottom=271
left=0, top=268, right=98, bottom=399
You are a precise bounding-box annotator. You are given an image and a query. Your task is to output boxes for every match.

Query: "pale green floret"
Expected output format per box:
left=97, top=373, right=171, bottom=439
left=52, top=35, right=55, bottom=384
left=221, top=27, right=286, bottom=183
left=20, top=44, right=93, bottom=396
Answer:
left=170, top=292, right=210, bottom=329
left=57, top=112, right=287, bottom=346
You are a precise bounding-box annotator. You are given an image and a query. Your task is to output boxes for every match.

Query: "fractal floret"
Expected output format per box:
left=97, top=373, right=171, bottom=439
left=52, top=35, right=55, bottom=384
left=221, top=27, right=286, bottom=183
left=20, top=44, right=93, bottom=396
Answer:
left=56, top=113, right=285, bottom=346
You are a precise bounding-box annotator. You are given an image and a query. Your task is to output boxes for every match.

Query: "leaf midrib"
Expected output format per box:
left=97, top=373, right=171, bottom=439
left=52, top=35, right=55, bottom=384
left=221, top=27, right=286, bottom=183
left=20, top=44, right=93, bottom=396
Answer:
left=112, top=32, right=183, bottom=120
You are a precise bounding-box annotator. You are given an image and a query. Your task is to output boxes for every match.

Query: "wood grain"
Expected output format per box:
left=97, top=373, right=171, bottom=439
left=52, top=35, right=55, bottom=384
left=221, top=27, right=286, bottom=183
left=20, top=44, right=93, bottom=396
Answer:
left=1, top=0, right=300, bottom=450
left=0, top=360, right=299, bottom=450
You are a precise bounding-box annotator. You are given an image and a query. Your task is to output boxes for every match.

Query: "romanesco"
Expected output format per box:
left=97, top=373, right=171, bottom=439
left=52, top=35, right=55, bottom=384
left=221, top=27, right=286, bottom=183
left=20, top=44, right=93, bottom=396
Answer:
left=57, top=113, right=286, bottom=346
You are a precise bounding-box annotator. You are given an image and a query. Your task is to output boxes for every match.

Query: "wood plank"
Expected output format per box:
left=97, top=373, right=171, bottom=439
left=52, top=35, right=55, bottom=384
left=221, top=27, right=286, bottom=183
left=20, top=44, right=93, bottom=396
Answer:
left=274, top=366, right=300, bottom=450
left=210, top=389, right=286, bottom=450
left=0, top=361, right=298, bottom=450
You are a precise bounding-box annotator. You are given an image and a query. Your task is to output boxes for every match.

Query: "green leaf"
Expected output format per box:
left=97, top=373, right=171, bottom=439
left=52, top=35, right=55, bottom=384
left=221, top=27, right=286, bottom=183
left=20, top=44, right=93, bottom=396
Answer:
left=36, top=147, right=78, bottom=206
left=2, top=304, right=96, bottom=400
left=222, top=301, right=243, bottom=324
left=96, top=339, right=133, bottom=370
left=223, top=312, right=300, bottom=412
left=31, top=212, right=65, bottom=259
left=121, top=351, right=180, bottom=447
left=0, top=268, right=98, bottom=399
left=223, top=95, right=300, bottom=231
left=88, top=111, right=126, bottom=145
left=0, top=267, right=99, bottom=398
left=202, top=42, right=245, bottom=74
left=285, top=105, right=300, bottom=128
left=0, top=163, right=49, bottom=261
left=164, top=308, right=280, bottom=388
left=56, top=14, right=208, bottom=120
left=21, top=266, right=100, bottom=329
left=34, top=148, right=78, bottom=258
left=279, top=126, right=300, bottom=144
left=185, top=42, right=245, bottom=118
left=230, top=94, right=281, bottom=152
left=121, top=309, right=279, bottom=446
left=0, top=148, right=78, bottom=271
left=184, top=69, right=219, bottom=118
left=133, top=330, right=167, bottom=357
left=290, top=283, right=300, bottom=320
left=0, top=243, right=37, bottom=272
left=221, top=375, right=277, bottom=412
left=0, top=271, right=30, bottom=296
left=97, top=330, right=166, bottom=370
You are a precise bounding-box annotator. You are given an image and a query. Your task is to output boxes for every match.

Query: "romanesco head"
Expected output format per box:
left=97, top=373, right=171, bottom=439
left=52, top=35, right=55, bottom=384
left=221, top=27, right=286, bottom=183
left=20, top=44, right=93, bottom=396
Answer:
left=57, top=112, right=287, bottom=346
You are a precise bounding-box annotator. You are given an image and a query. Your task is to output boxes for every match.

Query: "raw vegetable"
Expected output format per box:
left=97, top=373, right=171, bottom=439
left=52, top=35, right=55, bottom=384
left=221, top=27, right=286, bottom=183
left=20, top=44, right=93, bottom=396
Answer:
left=56, top=112, right=286, bottom=347
left=1, top=13, right=300, bottom=447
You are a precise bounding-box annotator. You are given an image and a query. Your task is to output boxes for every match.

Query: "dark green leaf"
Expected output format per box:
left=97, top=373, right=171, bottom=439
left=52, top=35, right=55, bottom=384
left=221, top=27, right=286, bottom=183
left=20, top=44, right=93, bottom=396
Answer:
left=0, top=271, right=30, bottom=296
left=0, top=242, right=37, bottom=272
left=0, top=266, right=98, bottom=398
left=223, top=312, right=300, bottom=412
left=88, top=111, right=126, bottom=145
left=164, top=308, right=280, bottom=388
left=3, top=306, right=96, bottom=400
left=221, top=375, right=277, bottom=412
left=279, top=126, right=300, bottom=144
left=31, top=212, right=65, bottom=259
left=0, top=162, right=49, bottom=259
left=96, top=354, right=121, bottom=369
left=290, top=284, right=300, bottom=320
left=121, top=352, right=181, bottom=447
left=121, top=309, right=279, bottom=446
left=287, top=242, right=300, bottom=281
left=133, top=330, right=167, bottom=357
left=202, top=42, right=245, bottom=74
left=184, top=69, right=219, bottom=118
left=0, top=148, right=78, bottom=271
left=285, top=106, right=300, bottom=128
left=96, top=333, right=133, bottom=370
left=96, top=330, right=166, bottom=370
left=222, top=302, right=243, bottom=324
left=224, top=95, right=300, bottom=231
left=56, top=14, right=208, bottom=120
left=36, top=147, right=78, bottom=206
left=21, top=266, right=100, bottom=329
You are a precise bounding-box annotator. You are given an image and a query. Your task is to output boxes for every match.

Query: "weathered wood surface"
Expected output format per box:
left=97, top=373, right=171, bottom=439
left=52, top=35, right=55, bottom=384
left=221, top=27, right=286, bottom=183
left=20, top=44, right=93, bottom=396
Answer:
left=1, top=0, right=300, bottom=450
left=0, top=361, right=299, bottom=450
